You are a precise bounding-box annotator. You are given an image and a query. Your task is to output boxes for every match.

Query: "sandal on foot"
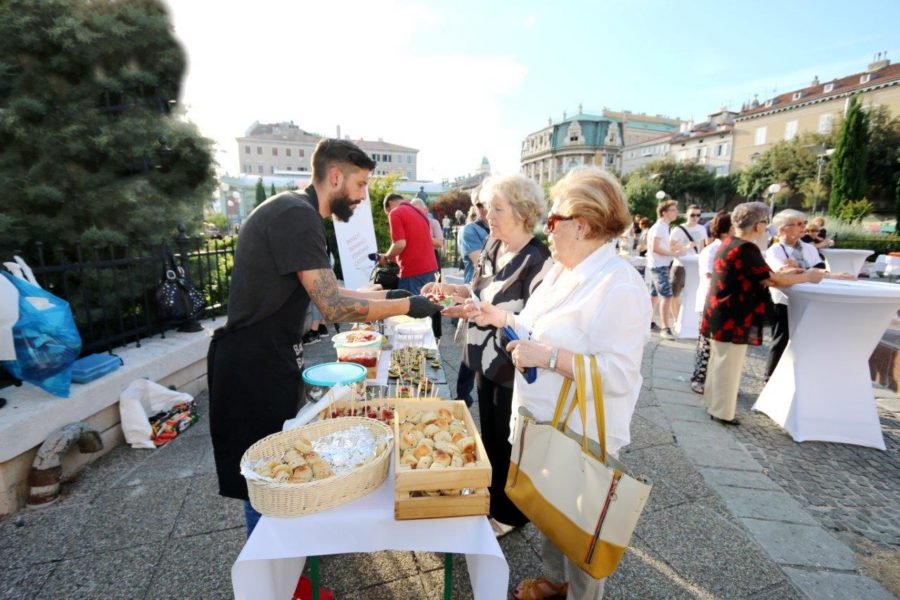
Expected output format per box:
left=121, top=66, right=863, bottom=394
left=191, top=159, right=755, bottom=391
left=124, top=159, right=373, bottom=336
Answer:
left=490, top=518, right=515, bottom=538
left=513, top=577, right=568, bottom=599
left=690, top=381, right=704, bottom=395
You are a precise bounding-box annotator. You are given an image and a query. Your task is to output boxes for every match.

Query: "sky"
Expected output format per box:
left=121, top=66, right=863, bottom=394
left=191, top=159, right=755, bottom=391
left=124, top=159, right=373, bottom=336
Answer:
left=165, top=0, right=900, bottom=182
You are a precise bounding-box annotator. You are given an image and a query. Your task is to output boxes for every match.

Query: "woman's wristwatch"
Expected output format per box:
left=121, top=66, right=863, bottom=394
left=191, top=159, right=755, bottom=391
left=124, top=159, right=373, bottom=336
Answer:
left=548, top=347, right=560, bottom=370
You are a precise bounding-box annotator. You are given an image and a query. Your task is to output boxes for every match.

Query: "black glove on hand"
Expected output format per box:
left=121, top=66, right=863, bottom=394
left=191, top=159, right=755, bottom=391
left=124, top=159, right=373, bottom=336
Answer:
left=386, top=289, right=412, bottom=299
left=406, top=295, right=442, bottom=318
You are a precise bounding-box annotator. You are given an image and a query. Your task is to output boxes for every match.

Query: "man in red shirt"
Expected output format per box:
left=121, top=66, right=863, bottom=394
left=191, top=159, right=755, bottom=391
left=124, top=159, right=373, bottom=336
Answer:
left=380, top=193, right=440, bottom=294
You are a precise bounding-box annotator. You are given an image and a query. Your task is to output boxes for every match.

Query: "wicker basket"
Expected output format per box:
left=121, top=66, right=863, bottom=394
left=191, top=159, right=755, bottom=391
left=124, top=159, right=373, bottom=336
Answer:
left=241, top=417, right=393, bottom=517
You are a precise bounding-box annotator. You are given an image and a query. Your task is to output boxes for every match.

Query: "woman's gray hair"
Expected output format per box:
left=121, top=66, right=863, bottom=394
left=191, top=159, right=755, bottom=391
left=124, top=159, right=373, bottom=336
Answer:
left=772, top=209, right=806, bottom=231
left=481, top=174, right=546, bottom=231
left=731, top=202, right=770, bottom=232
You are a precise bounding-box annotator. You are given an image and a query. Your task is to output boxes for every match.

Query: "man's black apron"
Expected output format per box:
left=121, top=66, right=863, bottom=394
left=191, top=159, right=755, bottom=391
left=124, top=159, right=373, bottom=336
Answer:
left=208, top=285, right=306, bottom=500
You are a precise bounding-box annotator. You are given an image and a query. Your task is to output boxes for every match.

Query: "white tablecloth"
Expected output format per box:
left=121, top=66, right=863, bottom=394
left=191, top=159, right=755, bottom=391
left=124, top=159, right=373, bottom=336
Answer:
left=821, top=248, right=873, bottom=276
left=674, top=254, right=700, bottom=339
left=752, top=279, right=900, bottom=449
left=232, top=468, right=509, bottom=599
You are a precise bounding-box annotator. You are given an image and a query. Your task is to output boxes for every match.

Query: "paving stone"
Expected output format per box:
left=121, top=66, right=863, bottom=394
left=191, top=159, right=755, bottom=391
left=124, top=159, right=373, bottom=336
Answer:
left=687, top=445, right=761, bottom=473
left=172, top=473, right=244, bottom=537
left=656, top=388, right=705, bottom=407
left=149, top=527, right=244, bottom=599
left=651, top=376, right=693, bottom=393
left=781, top=567, right=896, bottom=600
left=634, top=405, right=672, bottom=432
left=0, top=562, right=55, bottom=600
left=34, top=542, right=162, bottom=600
left=740, top=518, right=858, bottom=570
left=670, top=418, right=739, bottom=445
left=622, top=443, right=714, bottom=501
left=653, top=367, right=692, bottom=382
left=627, top=415, right=675, bottom=450
left=0, top=502, right=91, bottom=568
left=319, top=550, right=419, bottom=593
left=638, top=504, right=789, bottom=597
left=743, top=580, right=805, bottom=600
left=420, top=556, right=475, bottom=600
left=698, top=468, right=782, bottom=492
left=67, top=478, right=191, bottom=555
left=715, top=486, right=819, bottom=526
left=606, top=538, right=700, bottom=600
left=660, top=402, right=710, bottom=425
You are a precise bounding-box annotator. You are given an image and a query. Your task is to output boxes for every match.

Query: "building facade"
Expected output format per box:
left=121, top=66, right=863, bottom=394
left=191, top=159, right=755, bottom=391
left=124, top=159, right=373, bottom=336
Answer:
left=621, top=133, right=674, bottom=175
left=520, top=107, right=681, bottom=184
left=668, top=109, right=737, bottom=177
left=732, top=57, right=900, bottom=170
left=236, top=121, right=419, bottom=179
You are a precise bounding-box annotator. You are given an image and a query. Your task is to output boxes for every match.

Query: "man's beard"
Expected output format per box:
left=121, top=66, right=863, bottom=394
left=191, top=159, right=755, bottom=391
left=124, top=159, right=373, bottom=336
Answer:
left=330, top=194, right=362, bottom=223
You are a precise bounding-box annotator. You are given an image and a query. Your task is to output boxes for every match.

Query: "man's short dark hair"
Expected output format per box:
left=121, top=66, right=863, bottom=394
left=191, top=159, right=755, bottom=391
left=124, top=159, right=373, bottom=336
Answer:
left=312, top=138, right=377, bottom=182
left=383, top=193, right=404, bottom=212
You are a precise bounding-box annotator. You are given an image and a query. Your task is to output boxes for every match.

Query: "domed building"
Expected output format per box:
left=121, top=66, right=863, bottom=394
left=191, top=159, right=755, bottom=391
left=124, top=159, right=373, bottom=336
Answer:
left=520, top=106, right=682, bottom=184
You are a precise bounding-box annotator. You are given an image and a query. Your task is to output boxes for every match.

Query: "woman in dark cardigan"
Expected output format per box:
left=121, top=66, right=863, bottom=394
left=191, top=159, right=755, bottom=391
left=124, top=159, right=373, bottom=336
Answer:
left=426, top=174, right=552, bottom=536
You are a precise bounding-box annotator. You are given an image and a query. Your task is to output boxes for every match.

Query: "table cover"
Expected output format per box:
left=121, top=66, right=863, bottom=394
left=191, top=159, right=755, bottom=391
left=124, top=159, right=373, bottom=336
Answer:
left=752, top=279, right=900, bottom=449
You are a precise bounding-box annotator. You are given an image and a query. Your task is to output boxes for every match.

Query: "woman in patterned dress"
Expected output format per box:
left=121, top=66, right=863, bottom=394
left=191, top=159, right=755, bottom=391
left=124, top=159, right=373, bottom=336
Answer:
left=701, top=202, right=824, bottom=425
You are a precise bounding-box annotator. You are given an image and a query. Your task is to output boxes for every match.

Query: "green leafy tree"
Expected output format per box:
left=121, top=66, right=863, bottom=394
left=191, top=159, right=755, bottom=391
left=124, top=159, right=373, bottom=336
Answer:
left=799, top=179, right=828, bottom=212
left=367, top=174, right=400, bottom=251
left=836, top=198, right=874, bottom=224
left=623, top=173, right=660, bottom=218
left=737, top=139, right=818, bottom=209
left=0, top=0, right=214, bottom=253
left=830, top=93, right=869, bottom=216
left=431, top=190, right=473, bottom=222
left=270, top=183, right=276, bottom=197
left=712, top=172, right=740, bottom=211
left=864, top=105, right=900, bottom=207
left=255, top=177, right=266, bottom=206
left=633, top=158, right=716, bottom=208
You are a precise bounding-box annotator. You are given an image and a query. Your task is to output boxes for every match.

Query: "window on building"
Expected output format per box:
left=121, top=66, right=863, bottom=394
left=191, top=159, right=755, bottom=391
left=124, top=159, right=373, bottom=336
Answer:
left=824, top=83, right=835, bottom=93
left=792, top=92, right=803, bottom=101
left=860, top=73, right=872, bottom=84
left=257, top=164, right=263, bottom=173
left=298, top=149, right=305, bottom=157
left=286, top=149, right=292, bottom=157
left=406, top=172, right=412, bottom=179
left=256, top=146, right=262, bottom=154
left=754, top=126, right=767, bottom=146
left=818, top=113, right=834, bottom=134
left=244, top=163, right=250, bottom=172
left=407, top=155, right=412, bottom=163
left=784, top=120, right=798, bottom=141
left=272, top=148, right=278, bottom=156
left=372, top=153, right=380, bottom=161
left=287, top=166, right=292, bottom=171
left=245, top=145, right=250, bottom=154
left=716, top=143, right=728, bottom=157
left=270, top=166, right=275, bottom=174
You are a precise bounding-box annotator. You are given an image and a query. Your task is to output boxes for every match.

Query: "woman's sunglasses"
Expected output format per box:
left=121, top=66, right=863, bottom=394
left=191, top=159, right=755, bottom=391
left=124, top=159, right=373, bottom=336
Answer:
left=546, top=213, right=575, bottom=233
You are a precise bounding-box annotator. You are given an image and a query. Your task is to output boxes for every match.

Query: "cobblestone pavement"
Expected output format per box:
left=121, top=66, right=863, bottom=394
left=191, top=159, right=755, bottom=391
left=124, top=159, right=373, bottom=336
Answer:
left=729, top=344, right=900, bottom=552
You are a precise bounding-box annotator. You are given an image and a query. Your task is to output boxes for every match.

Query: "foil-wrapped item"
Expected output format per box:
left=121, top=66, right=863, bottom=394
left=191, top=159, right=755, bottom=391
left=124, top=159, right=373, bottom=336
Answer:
left=312, top=426, right=387, bottom=475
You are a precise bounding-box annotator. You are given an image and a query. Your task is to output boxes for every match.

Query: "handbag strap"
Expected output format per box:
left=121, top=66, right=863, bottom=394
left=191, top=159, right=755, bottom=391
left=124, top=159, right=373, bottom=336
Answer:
left=589, top=355, right=607, bottom=463
left=550, top=353, right=609, bottom=463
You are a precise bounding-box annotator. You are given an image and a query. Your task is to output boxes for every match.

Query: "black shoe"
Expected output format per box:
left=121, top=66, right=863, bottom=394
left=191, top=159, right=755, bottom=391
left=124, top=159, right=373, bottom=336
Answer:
left=301, top=330, right=320, bottom=345
left=333, top=323, right=341, bottom=333
left=650, top=322, right=661, bottom=332
left=710, top=415, right=740, bottom=426
left=317, top=324, right=328, bottom=337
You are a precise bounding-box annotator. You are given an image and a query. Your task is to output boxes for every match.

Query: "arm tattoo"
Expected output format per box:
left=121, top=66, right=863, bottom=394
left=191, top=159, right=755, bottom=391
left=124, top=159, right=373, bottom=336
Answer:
left=303, top=269, right=370, bottom=322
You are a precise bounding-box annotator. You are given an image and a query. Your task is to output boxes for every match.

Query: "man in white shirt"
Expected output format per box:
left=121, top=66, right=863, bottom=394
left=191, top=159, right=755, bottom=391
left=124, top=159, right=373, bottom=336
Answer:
left=647, top=200, right=689, bottom=339
left=669, top=204, right=709, bottom=307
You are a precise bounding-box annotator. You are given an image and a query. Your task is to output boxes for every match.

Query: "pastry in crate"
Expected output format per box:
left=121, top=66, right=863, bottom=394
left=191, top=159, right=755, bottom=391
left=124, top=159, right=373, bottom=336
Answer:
left=397, top=407, right=478, bottom=495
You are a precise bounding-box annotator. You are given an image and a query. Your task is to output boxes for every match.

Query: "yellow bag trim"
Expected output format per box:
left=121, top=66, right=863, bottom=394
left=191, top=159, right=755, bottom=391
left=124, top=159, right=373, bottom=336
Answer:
left=506, top=463, right=626, bottom=579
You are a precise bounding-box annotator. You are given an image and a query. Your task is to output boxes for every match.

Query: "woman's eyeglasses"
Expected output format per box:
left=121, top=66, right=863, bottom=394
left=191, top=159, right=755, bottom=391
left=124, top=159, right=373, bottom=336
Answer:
left=546, top=213, right=575, bottom=233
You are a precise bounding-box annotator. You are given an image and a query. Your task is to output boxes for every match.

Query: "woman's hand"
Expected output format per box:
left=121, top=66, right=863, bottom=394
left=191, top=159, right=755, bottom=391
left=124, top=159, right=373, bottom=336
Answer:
left=420, top=282, right=438, bottom=295
left=464, top=299, right=506, bottom=328
left=441, top=303, right=469, bottom=318
left=805, top=268, right=826, bottom=284
left=507, top=340, right=552, bottom=370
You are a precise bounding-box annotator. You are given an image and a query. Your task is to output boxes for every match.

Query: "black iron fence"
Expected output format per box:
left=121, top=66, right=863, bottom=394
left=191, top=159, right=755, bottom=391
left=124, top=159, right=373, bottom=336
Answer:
left=10, top=232, right=236, bottom=357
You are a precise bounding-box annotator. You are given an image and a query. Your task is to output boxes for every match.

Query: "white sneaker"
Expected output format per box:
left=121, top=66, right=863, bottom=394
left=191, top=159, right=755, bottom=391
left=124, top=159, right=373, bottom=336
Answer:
left=661, top=328, right=675, bottom=340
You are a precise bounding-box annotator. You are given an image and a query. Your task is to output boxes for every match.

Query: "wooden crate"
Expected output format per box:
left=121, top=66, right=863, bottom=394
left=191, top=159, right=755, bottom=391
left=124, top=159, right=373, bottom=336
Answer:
left=393, top=400, right=492, bottom=520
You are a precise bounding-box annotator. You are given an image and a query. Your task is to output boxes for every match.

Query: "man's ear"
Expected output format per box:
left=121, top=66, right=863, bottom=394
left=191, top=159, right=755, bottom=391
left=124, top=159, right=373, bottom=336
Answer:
left=329, top=165, right=343, bottom=188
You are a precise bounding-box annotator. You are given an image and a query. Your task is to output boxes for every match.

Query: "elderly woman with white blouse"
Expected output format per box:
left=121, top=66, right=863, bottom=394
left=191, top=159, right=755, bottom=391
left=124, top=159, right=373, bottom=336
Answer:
left=468, top=167, right=651, bottom=600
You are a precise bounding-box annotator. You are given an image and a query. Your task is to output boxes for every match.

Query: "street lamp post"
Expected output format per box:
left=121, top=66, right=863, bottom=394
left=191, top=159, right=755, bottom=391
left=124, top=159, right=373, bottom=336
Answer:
left=656, top=190, right=666, bottom=202
left=767, top=183, right=782, bottom=218
left=813, top=149, right=834, bottom=215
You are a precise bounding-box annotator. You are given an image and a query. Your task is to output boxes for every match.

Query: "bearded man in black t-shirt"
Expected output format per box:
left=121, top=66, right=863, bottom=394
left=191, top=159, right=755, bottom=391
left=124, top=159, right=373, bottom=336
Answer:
left=208, top=139, right=441, bottom=534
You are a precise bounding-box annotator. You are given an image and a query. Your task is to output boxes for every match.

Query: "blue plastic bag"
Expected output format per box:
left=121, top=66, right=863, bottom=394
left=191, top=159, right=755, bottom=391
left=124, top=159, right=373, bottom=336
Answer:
left=1, top=272, right=82, bottom=397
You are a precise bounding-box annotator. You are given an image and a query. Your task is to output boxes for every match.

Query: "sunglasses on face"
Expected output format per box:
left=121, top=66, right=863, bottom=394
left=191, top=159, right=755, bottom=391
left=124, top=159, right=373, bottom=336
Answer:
left=546, top=213, right=575, bottom=233
left=689, top=213, right=701, bottom=218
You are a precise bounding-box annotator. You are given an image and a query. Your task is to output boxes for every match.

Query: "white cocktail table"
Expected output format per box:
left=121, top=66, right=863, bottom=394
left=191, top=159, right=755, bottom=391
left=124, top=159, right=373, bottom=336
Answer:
left=232, top=467, right=509, bottom=599
left=821, top=248, right=873, bottom=276
left=753, top=279, right=900, bottom=449
left=674, top=254, right=700, bottom=339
